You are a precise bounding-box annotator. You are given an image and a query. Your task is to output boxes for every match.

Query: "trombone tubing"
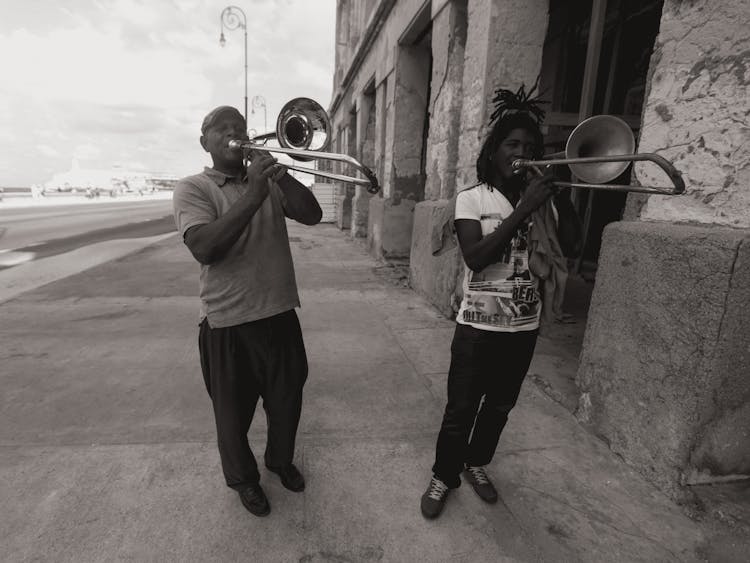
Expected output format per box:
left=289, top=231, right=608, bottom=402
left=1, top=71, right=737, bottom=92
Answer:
left=228, top=140, right=380, bottom=193
left=513, top=153, right=686, bottom=195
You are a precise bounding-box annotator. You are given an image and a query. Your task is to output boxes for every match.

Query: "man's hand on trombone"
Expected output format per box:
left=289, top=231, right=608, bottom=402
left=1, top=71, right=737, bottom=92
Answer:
left=518, top=172, right=557, bottom=217
left=243, top=147, right=321, bottom=225
left=243, top=148, right=287, bottom=203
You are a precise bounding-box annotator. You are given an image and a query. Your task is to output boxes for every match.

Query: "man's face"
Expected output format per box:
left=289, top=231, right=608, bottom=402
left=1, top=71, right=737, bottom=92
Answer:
left=200, top=112, right=248, bottom=165
left=493, top=128, right=538, bottom=181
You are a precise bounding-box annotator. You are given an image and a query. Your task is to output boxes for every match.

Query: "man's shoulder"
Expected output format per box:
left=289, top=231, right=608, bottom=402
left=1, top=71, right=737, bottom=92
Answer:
left=174, top=170, right=216, bottom=196
left=457, top=182, right=484, bottom=196
left=176, top=170, right=210, bottom=187
left=455, top=183, right=483, bottom=204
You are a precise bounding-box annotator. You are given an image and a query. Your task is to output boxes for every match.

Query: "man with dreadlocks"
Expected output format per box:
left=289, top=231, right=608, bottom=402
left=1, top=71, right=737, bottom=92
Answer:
left=421, top=84, right=580, bottom=519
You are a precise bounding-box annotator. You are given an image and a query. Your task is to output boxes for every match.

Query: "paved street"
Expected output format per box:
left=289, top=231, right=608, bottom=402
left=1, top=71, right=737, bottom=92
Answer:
left=0, top=219, right=716, bottom=562
left=0, top=198, right=175, bottom=303
left=0, top=197, right=174, bottom=257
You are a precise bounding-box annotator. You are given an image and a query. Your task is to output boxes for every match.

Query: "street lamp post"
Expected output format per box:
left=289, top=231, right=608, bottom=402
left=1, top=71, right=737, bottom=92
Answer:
left=219, top=6, right=248, bottom=124
left=251, top=95, right=267, bottom=134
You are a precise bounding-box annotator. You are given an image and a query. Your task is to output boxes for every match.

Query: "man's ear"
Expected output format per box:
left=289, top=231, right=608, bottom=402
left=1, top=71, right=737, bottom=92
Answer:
left=199, top=135, right=208, bottom=152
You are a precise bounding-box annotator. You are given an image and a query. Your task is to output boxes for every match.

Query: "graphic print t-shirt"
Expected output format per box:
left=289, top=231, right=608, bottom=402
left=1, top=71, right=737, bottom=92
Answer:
left=455, top=184, right=541, bottom=332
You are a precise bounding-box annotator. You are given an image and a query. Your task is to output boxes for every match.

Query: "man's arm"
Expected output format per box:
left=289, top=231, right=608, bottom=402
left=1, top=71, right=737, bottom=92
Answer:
left=183, top=153, right=277, bottom=265
left=184, top=193, right=265, bottom=265
left=457, top=175, right=556, bottom=272
left=276, top=172, right=323, bottom=225
left=456, top=210, right=528, bottom=272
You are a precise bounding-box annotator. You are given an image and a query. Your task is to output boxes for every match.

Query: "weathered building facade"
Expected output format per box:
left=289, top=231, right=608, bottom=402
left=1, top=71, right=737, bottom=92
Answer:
left=327, top=0, right=749, bottom=497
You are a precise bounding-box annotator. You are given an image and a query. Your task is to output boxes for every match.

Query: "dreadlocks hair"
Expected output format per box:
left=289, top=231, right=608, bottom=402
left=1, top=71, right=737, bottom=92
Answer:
left=476, top=82, right=547, bottom=188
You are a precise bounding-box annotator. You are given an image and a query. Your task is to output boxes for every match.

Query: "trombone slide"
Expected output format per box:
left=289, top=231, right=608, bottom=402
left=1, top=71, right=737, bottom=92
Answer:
left=513, top=153, right=686, bottom=195
left=228, top=140, right=380, bottom=194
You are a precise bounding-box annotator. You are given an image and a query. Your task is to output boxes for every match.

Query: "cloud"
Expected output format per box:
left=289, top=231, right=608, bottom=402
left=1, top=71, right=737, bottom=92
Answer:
left=0, top=0, right=336, bottom=186
left=37, top=144, right=60, bottom=157
left=72, top=143, right=104, bottom=160
left=0, top=27, right=213, bottom=109
left=58, top=102, right=173, bottom=135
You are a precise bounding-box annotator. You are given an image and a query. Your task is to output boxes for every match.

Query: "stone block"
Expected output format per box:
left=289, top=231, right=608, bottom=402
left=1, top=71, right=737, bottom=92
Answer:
left=367, top=196, right=385, bottom=259
left=409, top=200, right=462, bottom=318
left=335, top=194, right=352, bottom=231
left=367, top=196, right=416, bottom=260
left=576, top=221, right=750, bottom=495
left=351, top=187, right=371, bottom=238
left=688, top=233, right=750, bottom=482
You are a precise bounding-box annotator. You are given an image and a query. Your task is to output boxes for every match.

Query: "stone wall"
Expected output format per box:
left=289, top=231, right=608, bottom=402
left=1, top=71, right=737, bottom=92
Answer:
left=576, top=222, right=750, bottom=494
left=423, top=0, right=467, bottom=201
left=351, top=90, right=376, bottom=237
left=455, top=0, right=549, bottom=187
left=368, top=196, right=417, bottom=259
left=410, top=200, right=463, bottom=317
left=329, top=0, right=431, bottom=256
left=627, top=0, right=750, bottom=227
left=580, top=0, right=750, bottom=497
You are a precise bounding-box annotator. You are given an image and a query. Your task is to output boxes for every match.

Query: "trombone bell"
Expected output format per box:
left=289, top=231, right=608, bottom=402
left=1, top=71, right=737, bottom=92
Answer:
left=566, top=115, right=635, bottom=184
left=227, top=97, right=380, bottom=193
left=276, top=97, right=331, bottom=161
left=512, top=114, right=685, bottom=195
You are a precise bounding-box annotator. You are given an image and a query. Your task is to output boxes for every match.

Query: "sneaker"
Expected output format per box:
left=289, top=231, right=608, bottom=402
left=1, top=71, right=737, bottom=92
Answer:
left=238, top=484, right=271, bottom=516
left=420, top=476, right=450, bottom=519
left=266, top=463, right=305, bottom=492
left=463, top=465, right=498, bottom=504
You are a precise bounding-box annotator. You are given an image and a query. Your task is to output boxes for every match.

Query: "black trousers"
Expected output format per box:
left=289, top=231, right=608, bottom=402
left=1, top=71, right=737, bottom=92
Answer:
left=432, top=324, right=538, bottom=488
left=198, top=309, right=308, bottom=490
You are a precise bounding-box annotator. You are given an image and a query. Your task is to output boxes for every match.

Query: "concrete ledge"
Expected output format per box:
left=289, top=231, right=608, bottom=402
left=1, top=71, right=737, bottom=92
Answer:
left=409, top=200, right=462, bottom=318
left=576, top=220, right=750, bottom=495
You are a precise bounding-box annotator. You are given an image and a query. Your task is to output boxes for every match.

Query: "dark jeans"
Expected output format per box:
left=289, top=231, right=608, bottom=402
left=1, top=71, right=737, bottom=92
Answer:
left=198, top=309, right=308, bottom=490
left=432, top=324, right=538, bottom=488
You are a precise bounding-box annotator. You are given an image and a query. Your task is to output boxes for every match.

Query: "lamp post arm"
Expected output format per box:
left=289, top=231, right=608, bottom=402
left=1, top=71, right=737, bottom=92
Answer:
left=219, top=6, right=248, bottom=124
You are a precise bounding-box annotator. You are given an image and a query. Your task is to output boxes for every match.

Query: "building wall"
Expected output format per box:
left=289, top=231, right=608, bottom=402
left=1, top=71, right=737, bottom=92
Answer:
left=422, top=0, right=465, bottom=201
left=454, top=0, right=549, bottom=188
left=627, top=0, right=750, bottom=228
left=330, top=0, right=427, bottom=255
left=331, top=0, right=750, bottom=495
left=578, top=0, right=750, bottom=496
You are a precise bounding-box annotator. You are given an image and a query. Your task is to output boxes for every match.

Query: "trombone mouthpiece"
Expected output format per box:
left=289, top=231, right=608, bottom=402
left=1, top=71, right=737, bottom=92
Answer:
left=511, top=159, right=526, bottom=175
left=228, top=140, right=243, bottom=149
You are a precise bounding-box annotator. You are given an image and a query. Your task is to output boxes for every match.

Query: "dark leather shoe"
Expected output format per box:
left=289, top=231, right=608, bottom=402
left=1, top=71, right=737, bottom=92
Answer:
left=266, top=463, right=305, bottom=492
left=238, top=484, right=270, bottom=516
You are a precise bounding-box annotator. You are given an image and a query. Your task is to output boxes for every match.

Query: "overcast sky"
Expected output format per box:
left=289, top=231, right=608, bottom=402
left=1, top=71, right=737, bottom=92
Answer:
left=0, top=0, right=336, bottom=187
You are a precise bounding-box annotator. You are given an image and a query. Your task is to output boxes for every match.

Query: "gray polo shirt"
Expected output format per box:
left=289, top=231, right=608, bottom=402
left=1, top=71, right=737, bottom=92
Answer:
left=173, top=167, right=300, bottom=328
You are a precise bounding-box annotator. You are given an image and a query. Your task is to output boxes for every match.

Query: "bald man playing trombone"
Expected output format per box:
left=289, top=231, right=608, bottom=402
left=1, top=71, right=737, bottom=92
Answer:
left=173, top=105, right=322, bottom=517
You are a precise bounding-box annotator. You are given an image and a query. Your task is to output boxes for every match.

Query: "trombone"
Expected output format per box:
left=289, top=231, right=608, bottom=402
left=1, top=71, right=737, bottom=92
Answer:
left=512, top=115, right=686, bottom=195
left=228, top=97, right=380, bottom=194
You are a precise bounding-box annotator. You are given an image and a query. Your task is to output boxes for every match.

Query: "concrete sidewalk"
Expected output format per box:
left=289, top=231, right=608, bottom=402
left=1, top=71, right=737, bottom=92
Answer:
left=1, top=222, right=710, bottom=562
